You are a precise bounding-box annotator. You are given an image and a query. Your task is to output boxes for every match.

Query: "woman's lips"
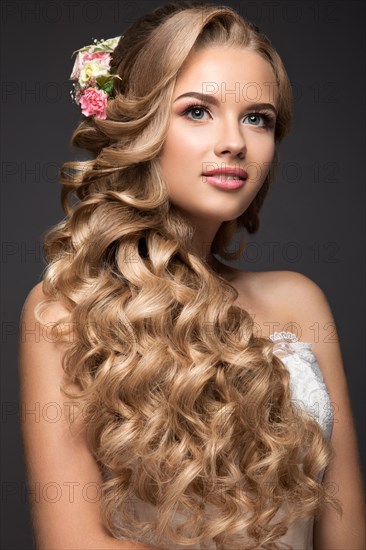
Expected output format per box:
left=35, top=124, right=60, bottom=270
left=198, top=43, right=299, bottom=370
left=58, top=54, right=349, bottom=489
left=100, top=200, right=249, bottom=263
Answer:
left=202, top=167, right=248, bottom=189
left=203, top=175, right=247, bottom=189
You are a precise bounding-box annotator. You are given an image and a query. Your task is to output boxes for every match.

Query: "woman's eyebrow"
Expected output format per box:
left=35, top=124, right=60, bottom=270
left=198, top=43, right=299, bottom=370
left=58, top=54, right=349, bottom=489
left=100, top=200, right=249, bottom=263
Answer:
left=173, top=91, right=220, bottom=105
left=173, top=91, right=277, bottom=115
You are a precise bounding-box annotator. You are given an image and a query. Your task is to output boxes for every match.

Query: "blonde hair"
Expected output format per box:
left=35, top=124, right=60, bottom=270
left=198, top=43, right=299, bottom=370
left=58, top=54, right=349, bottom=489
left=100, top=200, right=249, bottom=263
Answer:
left=36, top=2, right=341, bottom=548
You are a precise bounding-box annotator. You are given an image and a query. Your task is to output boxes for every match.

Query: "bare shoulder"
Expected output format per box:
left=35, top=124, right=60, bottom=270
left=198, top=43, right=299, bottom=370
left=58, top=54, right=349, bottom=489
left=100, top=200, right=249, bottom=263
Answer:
left=18, top=280, right=80, bottom=436
left=229, top=268, right=327, bottom=335
left=19, top=281, right=73, bottom=388
left=235, top=269, right=327, bottom=318
left=19, top=280, right=69, bottom=388
left=20, top=280, right=70, bottom=326
left=256, top=269, right=334, bottom=343
left=241, top=268, right=326, bottom=301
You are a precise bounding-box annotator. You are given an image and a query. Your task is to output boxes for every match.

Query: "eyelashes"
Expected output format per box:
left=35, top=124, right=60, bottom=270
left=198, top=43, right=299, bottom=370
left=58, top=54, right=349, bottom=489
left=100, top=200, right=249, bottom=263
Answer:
left=180, top=102, right=276, bottom=129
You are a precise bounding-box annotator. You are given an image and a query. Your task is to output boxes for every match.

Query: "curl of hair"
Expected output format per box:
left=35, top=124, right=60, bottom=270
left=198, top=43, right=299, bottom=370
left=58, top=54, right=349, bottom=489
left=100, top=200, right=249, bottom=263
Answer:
left=36, top=2, right=342, bottom=548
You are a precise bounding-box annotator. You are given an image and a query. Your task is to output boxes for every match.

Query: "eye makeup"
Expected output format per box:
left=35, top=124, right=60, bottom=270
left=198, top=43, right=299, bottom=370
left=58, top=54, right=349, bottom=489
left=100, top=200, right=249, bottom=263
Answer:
left=179, top=101, right=276, bottom=129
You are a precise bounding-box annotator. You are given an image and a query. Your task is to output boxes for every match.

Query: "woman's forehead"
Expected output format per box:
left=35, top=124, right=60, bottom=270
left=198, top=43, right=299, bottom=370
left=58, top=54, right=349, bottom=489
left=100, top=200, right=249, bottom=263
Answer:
left=174, top=47, right=278, bottom=106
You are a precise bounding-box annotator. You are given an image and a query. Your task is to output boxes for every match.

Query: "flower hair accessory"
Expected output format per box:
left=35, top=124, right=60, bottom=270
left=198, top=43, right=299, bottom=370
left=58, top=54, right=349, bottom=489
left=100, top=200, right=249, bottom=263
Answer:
left=70, top=36, right=122, bottom=119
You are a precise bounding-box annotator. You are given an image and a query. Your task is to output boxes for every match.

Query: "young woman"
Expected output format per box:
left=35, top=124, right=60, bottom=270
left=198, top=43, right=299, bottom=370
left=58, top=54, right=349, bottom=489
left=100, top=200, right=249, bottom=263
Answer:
left=19, top=2, right=365, bottom=549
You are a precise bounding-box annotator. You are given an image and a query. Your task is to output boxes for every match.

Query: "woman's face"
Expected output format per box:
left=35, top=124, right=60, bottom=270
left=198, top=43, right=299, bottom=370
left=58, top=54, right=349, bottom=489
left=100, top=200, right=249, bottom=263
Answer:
left=158, top=46, right=278, bottom=228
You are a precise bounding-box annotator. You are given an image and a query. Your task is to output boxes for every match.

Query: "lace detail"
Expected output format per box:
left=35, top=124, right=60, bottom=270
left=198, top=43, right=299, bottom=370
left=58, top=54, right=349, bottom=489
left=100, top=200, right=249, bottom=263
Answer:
left=269, top=330, right=300, bottom=343
left=269, top=331, right=334, bottom=443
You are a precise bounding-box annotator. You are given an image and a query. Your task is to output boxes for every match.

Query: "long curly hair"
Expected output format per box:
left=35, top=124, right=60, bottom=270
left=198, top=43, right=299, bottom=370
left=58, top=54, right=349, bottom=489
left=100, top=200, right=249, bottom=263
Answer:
left=35, top=2, right=342, bottom=548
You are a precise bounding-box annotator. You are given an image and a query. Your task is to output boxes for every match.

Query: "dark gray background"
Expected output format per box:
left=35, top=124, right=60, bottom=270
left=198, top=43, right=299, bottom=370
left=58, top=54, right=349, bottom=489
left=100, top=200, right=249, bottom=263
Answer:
left=1, top=1, right=365, bottom=547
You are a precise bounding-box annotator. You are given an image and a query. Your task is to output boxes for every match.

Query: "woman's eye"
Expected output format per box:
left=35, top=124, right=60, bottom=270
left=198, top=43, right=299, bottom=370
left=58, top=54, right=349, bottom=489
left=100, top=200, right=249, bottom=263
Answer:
left=181, top=105, right=275, bottom=129
left=245, top=112, right=275, bottom=129
left=182, top=104, right=211, bottom=121
left=245, top=113, right=267, bottom=127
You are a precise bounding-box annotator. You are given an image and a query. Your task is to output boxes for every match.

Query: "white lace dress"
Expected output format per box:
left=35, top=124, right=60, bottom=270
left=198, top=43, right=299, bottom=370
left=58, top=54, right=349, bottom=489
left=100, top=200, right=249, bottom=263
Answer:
left=105, top=331, right=334, bottom=549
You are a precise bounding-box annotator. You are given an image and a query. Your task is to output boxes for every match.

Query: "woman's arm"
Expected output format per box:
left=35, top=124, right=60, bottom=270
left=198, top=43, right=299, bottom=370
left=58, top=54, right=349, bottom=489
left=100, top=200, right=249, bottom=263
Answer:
left=19, top=282, right=162, bottom=550
left=283, top=272, right=365, bottom=549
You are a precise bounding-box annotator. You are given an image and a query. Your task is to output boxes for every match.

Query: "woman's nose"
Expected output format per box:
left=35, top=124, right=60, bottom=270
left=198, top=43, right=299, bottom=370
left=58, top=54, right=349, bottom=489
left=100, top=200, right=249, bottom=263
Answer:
left=214, top=120, right=246, bottom=158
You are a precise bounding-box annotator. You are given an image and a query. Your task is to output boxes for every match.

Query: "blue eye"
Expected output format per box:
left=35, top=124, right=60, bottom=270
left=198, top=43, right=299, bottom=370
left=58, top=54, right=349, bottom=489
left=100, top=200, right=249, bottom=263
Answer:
left=245, top=112, right=275, bottom=129
left=247, top=114, right=265, bottom=126
left=182, top=104, right=210, bottom=120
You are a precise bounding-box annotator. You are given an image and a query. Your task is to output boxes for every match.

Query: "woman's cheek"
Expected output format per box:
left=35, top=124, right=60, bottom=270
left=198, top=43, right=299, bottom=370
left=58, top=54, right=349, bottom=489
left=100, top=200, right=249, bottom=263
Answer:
left=252, top=140, right=275, bottom=183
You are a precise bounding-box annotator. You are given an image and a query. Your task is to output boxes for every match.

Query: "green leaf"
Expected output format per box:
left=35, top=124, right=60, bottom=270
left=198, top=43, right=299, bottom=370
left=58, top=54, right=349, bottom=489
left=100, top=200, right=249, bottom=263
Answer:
left=96, top=75, right=113, bottom=86
left=91, top=46, right=114, bottom=53
left=103, top=83, right=114, bottom=96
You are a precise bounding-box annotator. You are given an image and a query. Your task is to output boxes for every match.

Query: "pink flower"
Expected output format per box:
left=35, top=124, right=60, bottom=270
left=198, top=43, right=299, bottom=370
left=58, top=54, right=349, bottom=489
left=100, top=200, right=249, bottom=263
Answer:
left=84, top=51, right=111, bottom=64
left=79, top=87, right=108, bottom=119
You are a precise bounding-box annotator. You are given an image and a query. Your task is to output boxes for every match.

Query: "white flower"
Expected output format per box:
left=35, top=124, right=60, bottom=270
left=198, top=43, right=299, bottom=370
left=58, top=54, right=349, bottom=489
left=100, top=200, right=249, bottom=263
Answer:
left=78, top=58, right=111, bottom=87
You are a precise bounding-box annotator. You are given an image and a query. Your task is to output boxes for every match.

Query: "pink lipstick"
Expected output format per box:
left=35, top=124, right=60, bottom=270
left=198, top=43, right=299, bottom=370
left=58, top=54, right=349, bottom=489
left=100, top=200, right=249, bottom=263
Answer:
left=202, top=167, right=248, bottom=190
